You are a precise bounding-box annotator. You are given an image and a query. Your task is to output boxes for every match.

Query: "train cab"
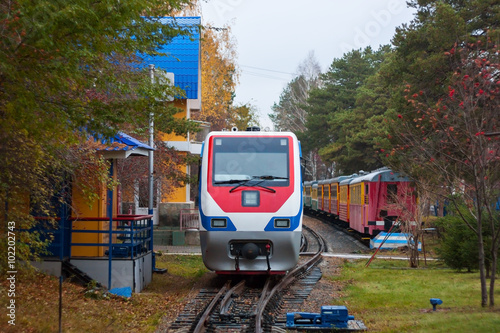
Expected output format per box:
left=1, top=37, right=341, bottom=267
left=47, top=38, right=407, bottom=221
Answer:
left=198, top=130, right=303, bottom=274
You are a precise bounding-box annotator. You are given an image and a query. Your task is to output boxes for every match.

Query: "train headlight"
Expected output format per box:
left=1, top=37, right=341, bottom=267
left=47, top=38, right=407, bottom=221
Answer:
left=211, top=218, right=227, bottom=228
left=274, top=218, right=290, bottom=228
left=242, top=191, right=259, bottom=207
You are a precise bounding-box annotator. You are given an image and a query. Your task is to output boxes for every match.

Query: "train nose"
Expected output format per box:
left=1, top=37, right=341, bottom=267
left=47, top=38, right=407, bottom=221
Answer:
left=241, top=242, right=260, bottom=260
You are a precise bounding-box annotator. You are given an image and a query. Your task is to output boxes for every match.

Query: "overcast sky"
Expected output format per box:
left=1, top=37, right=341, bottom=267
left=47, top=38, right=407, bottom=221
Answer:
left=200, top=0, right=417, bottom=129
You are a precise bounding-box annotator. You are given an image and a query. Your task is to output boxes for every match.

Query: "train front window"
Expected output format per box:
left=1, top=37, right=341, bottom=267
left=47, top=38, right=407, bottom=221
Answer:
left=212, top=137, right=290, bottom=187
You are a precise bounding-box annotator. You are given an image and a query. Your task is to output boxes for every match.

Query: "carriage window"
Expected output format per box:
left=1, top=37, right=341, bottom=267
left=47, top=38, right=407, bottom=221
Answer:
left=365, top=184, right=369, bottom=204
left=351, top=185, right=361, bottom=204
left=305, top=186, right=311, bottom=195
left=387, top=184, right=398, bottom=203
left=340, top=187, right=346, bottom=201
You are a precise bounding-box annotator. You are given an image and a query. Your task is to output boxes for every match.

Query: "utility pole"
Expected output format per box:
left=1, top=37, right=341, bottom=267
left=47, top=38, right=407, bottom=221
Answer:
left=148, top=64, right=155, bottom=217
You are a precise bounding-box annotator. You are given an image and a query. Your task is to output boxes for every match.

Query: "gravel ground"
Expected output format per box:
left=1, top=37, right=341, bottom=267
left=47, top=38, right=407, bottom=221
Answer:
left=298, top=215, right=369, bottom=313
left=303, top=214, right=369, bottom=254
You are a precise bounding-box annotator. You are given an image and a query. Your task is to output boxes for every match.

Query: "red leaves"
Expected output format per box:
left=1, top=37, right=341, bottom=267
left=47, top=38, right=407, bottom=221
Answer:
left=444, top=48, right=455, bottom=56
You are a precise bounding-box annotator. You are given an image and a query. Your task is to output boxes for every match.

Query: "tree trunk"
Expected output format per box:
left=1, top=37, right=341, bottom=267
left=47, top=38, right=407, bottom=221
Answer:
left=477, top=225, right=488, bottom=307
left=490, top=252, right=496, bottom=307
left=489, top=242, right=498, bottom=307
left=409, top=233, right=419, bottom=268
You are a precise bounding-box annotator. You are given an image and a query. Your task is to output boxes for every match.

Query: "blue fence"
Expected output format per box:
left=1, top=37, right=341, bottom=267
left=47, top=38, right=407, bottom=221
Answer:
left=35, top=214, right=153, bottom=260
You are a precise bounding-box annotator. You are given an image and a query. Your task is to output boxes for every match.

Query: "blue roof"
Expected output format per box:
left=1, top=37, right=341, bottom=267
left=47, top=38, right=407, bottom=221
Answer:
left=96, top=132, right=154, bottom=152
left=141, top=17, right=201, bottom=99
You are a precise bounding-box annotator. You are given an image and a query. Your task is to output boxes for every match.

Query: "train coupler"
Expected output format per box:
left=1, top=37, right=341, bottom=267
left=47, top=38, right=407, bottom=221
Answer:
left=265, top=243, right=271, bottom=272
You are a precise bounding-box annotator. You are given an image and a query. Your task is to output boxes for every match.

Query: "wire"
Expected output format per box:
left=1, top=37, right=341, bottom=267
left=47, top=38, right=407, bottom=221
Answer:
left=242, top=70, right=290, bottom=81
left=240, top=65, right=295, bottom=76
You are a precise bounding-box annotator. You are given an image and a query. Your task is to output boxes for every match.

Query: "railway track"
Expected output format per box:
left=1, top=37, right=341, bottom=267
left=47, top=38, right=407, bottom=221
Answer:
left=305, top=210, right=371, bottom=247
left=167, top=225, right=326, bottom=333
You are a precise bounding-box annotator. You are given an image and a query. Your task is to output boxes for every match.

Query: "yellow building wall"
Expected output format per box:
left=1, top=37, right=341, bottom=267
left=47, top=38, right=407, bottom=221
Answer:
left=164, top=164, right=188, bottom=203
left=71, top=161, right=117, bottom=257
left=157, top=99, right=192, bottom=204
left=158, top=99, right=187, bottom=142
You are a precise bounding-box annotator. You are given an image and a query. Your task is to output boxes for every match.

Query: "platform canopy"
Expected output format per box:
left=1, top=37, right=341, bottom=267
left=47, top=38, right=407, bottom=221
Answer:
left=93, top=131, right=154, bottom=159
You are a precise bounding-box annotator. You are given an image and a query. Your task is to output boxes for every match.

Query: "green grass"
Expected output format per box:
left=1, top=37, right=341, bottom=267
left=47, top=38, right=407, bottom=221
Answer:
left=329, top=260, right=500, bottom=332
left=153, top=254, right=208, bottom=278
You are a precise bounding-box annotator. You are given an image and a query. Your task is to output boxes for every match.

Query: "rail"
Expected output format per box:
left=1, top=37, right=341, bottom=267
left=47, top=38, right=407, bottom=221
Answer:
left=31, top=217, right=67, bottom=259
left=70, top=214, right=153, bottom=260
left=187, top=225, right=326, bottom=333
left=255, top=225, right=326, bottom=333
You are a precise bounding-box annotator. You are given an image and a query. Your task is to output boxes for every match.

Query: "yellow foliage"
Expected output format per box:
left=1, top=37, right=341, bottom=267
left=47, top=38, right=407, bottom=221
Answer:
left=197, top=26, right=239, bottom=130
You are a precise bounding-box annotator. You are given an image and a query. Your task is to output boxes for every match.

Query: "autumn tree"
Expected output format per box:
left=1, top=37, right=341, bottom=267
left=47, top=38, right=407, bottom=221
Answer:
left=196, top=25, right=239, bottom=130
left=385, top=43, right=500, bottom=307
left=380, top=0, right=500, bottom=307
left=227, top=103, right=260, bottom=131
left=0, top=0, right=194, bottom=265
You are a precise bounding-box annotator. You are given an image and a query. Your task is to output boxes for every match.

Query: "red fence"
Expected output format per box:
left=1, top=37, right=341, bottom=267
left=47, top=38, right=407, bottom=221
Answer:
left=180, top=209, right=200, bottom=230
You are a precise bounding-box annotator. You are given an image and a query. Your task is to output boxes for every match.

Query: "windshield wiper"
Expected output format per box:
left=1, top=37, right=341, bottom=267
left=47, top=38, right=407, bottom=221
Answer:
left=228, top=178, right=276, bottom=193
left=253, top=175, right=289, bottom=180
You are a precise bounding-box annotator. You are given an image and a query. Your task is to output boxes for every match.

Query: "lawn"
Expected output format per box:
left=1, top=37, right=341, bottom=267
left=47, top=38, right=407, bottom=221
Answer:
left=329, top=259, right=500, bottom=332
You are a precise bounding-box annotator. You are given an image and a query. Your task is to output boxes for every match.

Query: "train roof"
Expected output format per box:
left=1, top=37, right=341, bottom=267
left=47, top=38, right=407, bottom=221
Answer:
left=350, top=167, right=410, bottom=184
left=205, top=130, right=297, bottom=138
left=330, top=175, right=353, bottom=183
left=339, top=174, right=359, bottom=185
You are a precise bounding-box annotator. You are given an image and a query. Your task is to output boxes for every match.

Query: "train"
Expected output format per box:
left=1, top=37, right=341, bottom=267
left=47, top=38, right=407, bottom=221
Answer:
left=303, top=167, right=416, bottom=237
left=198, top=128, right=303, bottom=274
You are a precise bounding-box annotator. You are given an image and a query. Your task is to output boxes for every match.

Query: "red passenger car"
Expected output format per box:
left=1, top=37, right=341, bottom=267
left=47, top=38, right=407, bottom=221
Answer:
left=348, top=168, right=415, bottom=236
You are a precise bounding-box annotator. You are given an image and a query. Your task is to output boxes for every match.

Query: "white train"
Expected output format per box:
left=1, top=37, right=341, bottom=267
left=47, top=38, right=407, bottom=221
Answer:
left=198, top=129, right=303, bottom=274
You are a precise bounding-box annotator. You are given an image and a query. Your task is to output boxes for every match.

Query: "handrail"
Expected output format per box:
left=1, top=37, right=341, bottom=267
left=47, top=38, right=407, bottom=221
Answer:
left=70, top=215, right=153, bottom=221
left=33, top=214, right=154, bottom=260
